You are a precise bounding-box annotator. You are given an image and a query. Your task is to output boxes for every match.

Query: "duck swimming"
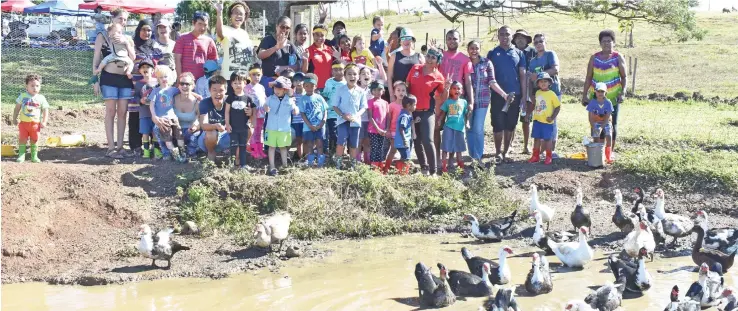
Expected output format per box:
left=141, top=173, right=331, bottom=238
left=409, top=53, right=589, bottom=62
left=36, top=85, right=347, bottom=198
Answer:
left=524, top=253, right=553, bottom=295
left=414, top=262, right=441, bottom=307
left=694, top=210, right=738, bottom=254
left=548, top=226, right=594, bottom=268
left=608, top=247, right=652, bottom=293
left=685, top=263, right=722, bottom=309
left=532, top=211, right=575, bottom=255
left=691, top=223, right=736, bottom=273
left=719, top=287, right=738, bottom=311
left=663, top=285, right=700, bottom=311
left=584, top=279, right=625, bottom=311
left=433, top=263, right=456, bottom=308
left=461, top=247, right=496, bottom=279
left=570, top=186, right=591, bottom=232
left=448, top=262, right=493, bottom=297
left=485, top=287, right=520, bottom=311
left=530, top=184, right=555, bottom=230
left=487, top=246, right=514, bottom=285
left=564, top=300, right=594, bottom=311
left=464, top=211, right=518, bottom=242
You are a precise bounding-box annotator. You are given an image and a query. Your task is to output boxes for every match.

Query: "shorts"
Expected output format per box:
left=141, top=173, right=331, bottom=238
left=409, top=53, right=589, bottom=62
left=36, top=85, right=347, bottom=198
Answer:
left=531, top=121, right=555, bottom=141
left=18, top=121, right=40, bottom=143
left=197, top=131, right=231, bottom=153
left=359, top=121, right=370, bottom=139
left=336, top=122, right=361, bottom=148
left=594, top=122, right=613, bottom=138
left=490, top=93, right=520, bottom=133
left=154, top=118, right=182, bottom=142
left=397, top=147, right=412, bottom=161
left=230, top=131, right=249, bottom=147
left=101, top=85, right=134, bottom=100
left=265, top=130, right=291, bottom=148
left=139, top=117, right=154, bottom=134
left=441, top=127, right=467, bottom=153
left=291, top=123, right=304, bottom=138
left=303, top=127, right=326, bottom=142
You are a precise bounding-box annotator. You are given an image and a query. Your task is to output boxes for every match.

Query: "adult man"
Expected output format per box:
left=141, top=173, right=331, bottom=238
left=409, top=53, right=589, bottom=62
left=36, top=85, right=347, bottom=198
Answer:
left=174, top=11, right=218, bottom=80
left=197, top=75, right=230, bottom=161
left=325, top=20, right=346, bottom=49
left=487, top=25, right=527, bottom=163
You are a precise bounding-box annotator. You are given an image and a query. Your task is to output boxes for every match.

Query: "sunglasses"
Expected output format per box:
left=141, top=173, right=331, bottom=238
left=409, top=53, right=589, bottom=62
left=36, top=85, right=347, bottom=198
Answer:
left=179, top=82, right=192, bottom=86
left=534, top=40, right=545, bottom=44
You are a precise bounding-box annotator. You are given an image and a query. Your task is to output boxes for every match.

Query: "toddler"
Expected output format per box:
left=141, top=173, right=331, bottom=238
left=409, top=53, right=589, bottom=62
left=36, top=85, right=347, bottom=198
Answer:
left=439, top=81, right=469, bottom=173
left=393, top=95, right=417, bottom=175
left=382, top=81, right=407, bottom=173
left=291, top=72, right=306, bottom=161
left=195, top=59, right=221, bottom=98
left=331, top=63, right=367, bottom=169
left=300, top=73, right=329, bottom=167
left=321, top=60, right=347, bottom=155
left=528, top=72, right=561, bottom=165
left=147, top=65, right=183, bottom=161
left=13, top=74, right=49, bottom=163
left=350, top=35, right=376, bottom=68
left=246, top=64, right=267, bottom=159
left=587, top=82, right=615, bottom=163
left=225, top=71, right=254, bottom=169
left=264, top=77, right=300, bottom=176
left=135, top=58, right=161, bottom=159
left=369, top=16, right=386, bottom=60
left=94, top=23, right=135, bottom=79
left=367, top=81, right=388, bottom=170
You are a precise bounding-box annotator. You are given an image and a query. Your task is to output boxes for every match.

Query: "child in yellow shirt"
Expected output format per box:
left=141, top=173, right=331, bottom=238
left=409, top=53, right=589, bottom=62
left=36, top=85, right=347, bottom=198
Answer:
left=350, top=35, right=376, bottom=69
left=13, top=74, right=49, bottom=163
left=528, top=72, right=561, bottom=165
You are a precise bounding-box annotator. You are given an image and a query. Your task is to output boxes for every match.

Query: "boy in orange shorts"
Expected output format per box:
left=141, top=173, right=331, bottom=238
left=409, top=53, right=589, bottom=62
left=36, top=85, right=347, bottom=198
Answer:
left=13, top=74, right=49, bottom=163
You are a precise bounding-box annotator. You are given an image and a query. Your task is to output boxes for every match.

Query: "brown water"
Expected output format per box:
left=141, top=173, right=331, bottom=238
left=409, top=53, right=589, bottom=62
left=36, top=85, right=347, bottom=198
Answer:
left=3, top=234, right=733, bottom=310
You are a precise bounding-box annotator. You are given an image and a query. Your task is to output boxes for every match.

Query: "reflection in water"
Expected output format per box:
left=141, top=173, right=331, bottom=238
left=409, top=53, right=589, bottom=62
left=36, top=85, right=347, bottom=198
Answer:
left=2, top=234, right=734, bottom=310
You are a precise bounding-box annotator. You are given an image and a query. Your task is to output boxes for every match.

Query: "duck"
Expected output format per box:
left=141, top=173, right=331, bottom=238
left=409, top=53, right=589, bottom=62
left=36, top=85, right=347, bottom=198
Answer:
left=539, top=255, right=552, bottom=285
left=532, top=211, right=575, bottom=255
left=652, top=189, right=694, bottom=247
left=623, top=219, right=656, bottom=261
left=433, top=263, right=457, bottom=308
left=694, top=210, right=738, bottom=254
left=564, top=300, right=594, bottom=311
left=685, top=263, right=722, bottom=309
left=630, top=187, right=648, bottom=217
left=484, top=246, right=514, bottom=285
left=254, top=212, right=292, bottom=253
left=548, top=226, right=594, bottom=268
left=607, top=247, right=652, bottom=293
left=524, top=253, right=553, bottom=295
left=138, top=224, right=155, bottom=258
left=485, top=288, right=520, bottom=311
left=719, top=287, right=738, bottom=311
left=703, top=262, right=725, bottom=300
left=530, top=184, right=555, bottom=230
left=463, top=211, right=518, bottom=242
left=691, top=223, right=736, bottom=272
left=448, top=262, right=493, bottom=297
left=583, top=278, right=625, bottom=311
left=612, top=189, right=635, bottom=233
left=138, top=224, right=191, bottom=269
left=461, top=247, right=497, bottom=279
left=570, top=186, right=591, bottom=232
left=414, top=262, right=441, bottom=307
left=663, top=285, right=700, bottom=311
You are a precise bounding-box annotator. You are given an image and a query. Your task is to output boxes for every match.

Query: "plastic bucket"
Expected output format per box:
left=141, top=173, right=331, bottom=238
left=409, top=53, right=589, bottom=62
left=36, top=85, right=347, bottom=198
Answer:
left=586, top=143, right=605, bottom=168
left=46, top=134, right=86, bottom=147
left=1, top=145, right=18, bottom=157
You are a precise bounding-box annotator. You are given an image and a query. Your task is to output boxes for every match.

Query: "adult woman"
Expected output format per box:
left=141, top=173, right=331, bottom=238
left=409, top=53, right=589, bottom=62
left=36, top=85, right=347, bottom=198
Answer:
left=388, top=27, right=424, bottom=102
left=293, top=23, right=309, bottom=71
left=582, top=30, right=627, bottom=150
left=302, top=24, right=335, bottom=89
left=257, top=16, right=299, bottom=93
left=153, top=20, right=176, bottom=71
left=173, top=72, right=200, bottom=160
left=92, top=8, right=134, bottom=159
left=528, top=33, right=561, bottom=156
left=467, top=40, right=509, bottom=167
left=215, top=1, right=255, bottom=88
left=128, top=19, right=155, bottom=156
left=406, top=47, right=446, bottom=176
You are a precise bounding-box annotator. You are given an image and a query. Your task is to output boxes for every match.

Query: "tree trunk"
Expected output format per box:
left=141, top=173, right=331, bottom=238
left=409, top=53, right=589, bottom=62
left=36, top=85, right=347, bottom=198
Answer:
left=363, top=0, right=367, bottom=19
left=397, top=0, right=401, bottom=13
left=347, top=1, right=351, bottom=18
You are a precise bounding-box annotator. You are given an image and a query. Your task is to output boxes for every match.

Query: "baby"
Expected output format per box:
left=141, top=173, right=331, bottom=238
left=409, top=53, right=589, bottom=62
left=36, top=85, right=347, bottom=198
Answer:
left=94, top=23, right=135, bottom=79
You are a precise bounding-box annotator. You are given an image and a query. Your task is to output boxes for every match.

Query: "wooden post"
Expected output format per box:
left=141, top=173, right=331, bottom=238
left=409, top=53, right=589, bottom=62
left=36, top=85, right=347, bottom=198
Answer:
left=425, top=32, right=428, bottom=48
left=477, top=16, right=480, bottom=38
left=442, top=28, right=446, bottom=49
left=462, top=21, right=465, bottom=40
left=631, top=58, right=638, bottom=94
left=628, top=56, right=632, bottom=76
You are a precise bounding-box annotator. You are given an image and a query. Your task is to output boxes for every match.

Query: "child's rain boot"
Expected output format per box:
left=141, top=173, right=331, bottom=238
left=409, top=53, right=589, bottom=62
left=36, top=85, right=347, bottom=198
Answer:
left=16, top=145, right=26, bottom=163
left=307, top=153, right=316, bottom=166
left=544, top=150, right=553, bottom=165
left=30, top=144, right=41, bottom=163
left=382, top=158, right=393, bottom=174
left=395, top=161, right=406, bottom=175
left=403, top=161, right=411, bottom=175
left=142, top=148, right=151, bottom=159
left=441, top=160, right=448, bottom=173
left=528, top=149, right=540, bottom=163
left=317, top=154, right=326, bottom=168
left=457, top=160, right=465, bottom=170
left=605, top=146, right=613, bottom=164
left=154, top=147, right=163, bottom=160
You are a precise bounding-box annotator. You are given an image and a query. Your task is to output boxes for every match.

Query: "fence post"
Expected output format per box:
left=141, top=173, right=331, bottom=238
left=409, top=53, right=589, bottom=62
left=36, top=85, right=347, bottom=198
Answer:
left=628, top=56, right=632, bottom=76
left=462, top=21, right=465, bottom=40
left=631, top=58, right=638, bottom=94
left=477, top=17, right=480, bottom=38
left=425, top=32, right=428, bottom=48
left=442, top=28, right=446, bottom=49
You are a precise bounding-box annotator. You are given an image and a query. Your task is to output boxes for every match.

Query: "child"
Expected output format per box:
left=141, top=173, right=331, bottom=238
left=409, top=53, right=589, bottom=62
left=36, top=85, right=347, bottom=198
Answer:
left=246, top=64, right=267, bottom=159
left=394, top=95, right=417, bottom=175
left=134, top=58, right=160, bottom=159
left=300, top=73, right=329, bottom=167
left=439, top=81, right=469, bottom=173
left=587, top=82, right=615, bottom=164
left=367, top=81, right=388, bottom=169
left=93, top=5, right=108, bottom=34
left=13, top=74, right=49, bottom=163
left=528, top=72, right=561, bottom=165
left=195, top=59, right=221, bottom=98
left=356, top=66, right=374, bottom=164
left=369, top=16, right=386, bottom=59
left=350, top=35, right=376, bottom=68
left=321, top=60, right=347, bottom=155
left=264, top=77, right=300, bottom=176
left=382, top=81, right=407, bottom=173
left=332, top=63, right=367, bottom=169
left=147, top=65, right=183, bottom=162
left=291, top=72, right=306, bottom=161
left=225, top=71, right=254, bottom=169
left=94, top=23, right=135, bottom=79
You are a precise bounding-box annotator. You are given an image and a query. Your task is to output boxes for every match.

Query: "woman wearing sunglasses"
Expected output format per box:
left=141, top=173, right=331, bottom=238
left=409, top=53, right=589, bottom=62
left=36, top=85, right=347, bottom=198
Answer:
left=387, top=27, right=424, bottom=103
left=173, top=73, right=201, bottom=162
left=527, top=33, right=561, bottom=158
left=257, top=16, right=300, bottom=96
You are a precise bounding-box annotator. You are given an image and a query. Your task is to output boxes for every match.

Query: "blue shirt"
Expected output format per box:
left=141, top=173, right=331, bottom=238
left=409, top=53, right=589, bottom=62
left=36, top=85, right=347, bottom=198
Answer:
left=586, top=98, right=614, bottom=121
left=292, top=93, right=305, bottom=124
left=301, top=93, right=329, bottom=132
left=147, top=86, right=178, bottom=118
left=369, top=28, right=385, bottom=57
left=487, top=46, right=527, bottom=94
left=528, top=50, right=561, bottom=96
left=198, top=97, right=227, bottom=125
left=195, top=76, right=210, bottom=98
left=265, top=95, right=299, bottom=132
left=394, top=110, right=413, bottom=148
left=322, top=78, right=347, bottom=119
left=331, top=84, right=367, bottom=127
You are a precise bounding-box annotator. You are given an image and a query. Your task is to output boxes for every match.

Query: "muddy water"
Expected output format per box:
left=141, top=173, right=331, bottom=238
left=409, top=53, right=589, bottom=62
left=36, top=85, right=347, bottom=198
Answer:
left=3, top=234, right=733, bottom=310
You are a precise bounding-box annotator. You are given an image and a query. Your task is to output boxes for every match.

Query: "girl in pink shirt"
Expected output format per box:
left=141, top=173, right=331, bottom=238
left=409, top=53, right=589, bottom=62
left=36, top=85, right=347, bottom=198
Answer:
left=367, top=81, right=388, bottom=169
left=382, top=81, right=407, bottom=174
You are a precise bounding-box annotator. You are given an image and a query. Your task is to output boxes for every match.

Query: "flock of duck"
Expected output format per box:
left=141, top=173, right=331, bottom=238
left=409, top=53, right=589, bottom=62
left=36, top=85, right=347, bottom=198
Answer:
left=414, top=185, right=738, bottom=310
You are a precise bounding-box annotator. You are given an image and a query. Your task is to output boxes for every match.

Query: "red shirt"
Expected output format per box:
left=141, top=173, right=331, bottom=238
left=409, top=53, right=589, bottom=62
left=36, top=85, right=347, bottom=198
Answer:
left=406, top=64, right=445, bottom=111
left=173, top=33, right=218, bottom=80
left=307, top=44, right=335, bottom=89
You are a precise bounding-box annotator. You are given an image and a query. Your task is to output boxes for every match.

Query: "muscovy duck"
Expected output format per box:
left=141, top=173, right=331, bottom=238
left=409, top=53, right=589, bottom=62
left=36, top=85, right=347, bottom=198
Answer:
left=432, top=263, right=456, bottom=308
left=532, top=211, right=575, bottom=255
left=530, top=184, right=555, bottom=230
left=524, top=253, right=553, bottom=295
left=254, top=212, right=292, bottom=253
left=486, top=288, right=520, bottom=311
left=630, top=187, right=646, bottom=216
left=608, top=247, right=652, bottom=293
left=652, top=189, right=694, bottom=247
left=584, top=277, right=625, bottom=311
left=570, top=186, right=591, bottom=232
left=461, top=247, right=497, bottom=279
left=623, top=219, right=656, bottom=261
left=564, top=300, right=594, bottom=310
left=612, top=189, right=634, bottom=233
left=138, top=224, right=190, bottom=269
left=694, top=210, right=738, bottom=254
left=691, top=224, right=736, bottom=272
left=414, top=262, right=441, bottom=307
left=548, top=226, right=594, bottom=268
left=485, top=246, right=514, bottom=285
left=448, top=262, right=493, bottom=297
left=694, top=262, right=723, bottom=308
left=138, top=224, right=155, bottom=258
left=720, top=287, right=738, bottom=311
left=685, top=263, right=722, bottom=309
left=663, top=285, right=700, bottom=311
left=463, top=211, right=518, bottom=241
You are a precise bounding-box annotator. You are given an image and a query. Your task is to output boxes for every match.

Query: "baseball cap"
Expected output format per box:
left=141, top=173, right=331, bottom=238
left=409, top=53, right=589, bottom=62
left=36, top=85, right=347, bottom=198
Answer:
left=273, top=76, right=292, bottom=89
left=369, top=81, right=384, bottom=90
left=203, top=59, right=221, bottom=74
left=138, top=57, right=155, bottom=69
left=333, top=20, right=346, bottom=30
left=595, top=82, right=608, bottom=92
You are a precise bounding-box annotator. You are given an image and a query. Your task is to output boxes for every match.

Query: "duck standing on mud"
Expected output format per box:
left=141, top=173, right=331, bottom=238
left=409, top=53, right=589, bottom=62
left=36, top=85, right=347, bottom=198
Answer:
left=530, top=184, right=555, bottom=230
left=570, top=186, right=591, bottom=232
left=611, top=189, right=634, bottom=233
left=254, top=212, right=292, bottom=253
left=652, top=189, right=694, bottom=247
left=532, top=210, right=575, bottom=255
left=694, top=210, right=738, bottom=254
left=138, top=224, right=191, bottom=269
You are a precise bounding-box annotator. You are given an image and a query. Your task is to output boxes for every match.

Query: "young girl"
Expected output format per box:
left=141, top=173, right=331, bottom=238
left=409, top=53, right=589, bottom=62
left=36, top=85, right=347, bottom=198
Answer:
left=439, top=81, right=470, bottom=173
left=394, top=95, right=417, bottom=175
left=300, top=73, right=329, bottom=167
left=587, top=82, right=614, bottom=164
left=321, top=61, right=346, bottom=155
left=225, top=71, right=254, bottom=169
left=13, top=74, right=49, bottom=163
left=94, top=23, right=135, bottom=79
left=331, top=64, right=367, bottom=169
left=382, top=81, right=407, bottom=174
left=367, top=81, right=388, bottom=169
left=350, top=35, right=376, bottom=68
left=528, top=72, right=561, bottom=165
left=356, top=66, right=374, bottom=164
left=264, top=77, right=300, bottom=176
left=247, top=64, right=268, bottom=159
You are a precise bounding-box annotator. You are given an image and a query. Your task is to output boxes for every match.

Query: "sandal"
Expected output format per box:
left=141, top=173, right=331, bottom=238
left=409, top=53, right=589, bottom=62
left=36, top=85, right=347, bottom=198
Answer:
left=116, top=148, right=133, bottom=158
left=493, top=154, right=503, bottom=164
left=106, top=149, right=123, bottom=159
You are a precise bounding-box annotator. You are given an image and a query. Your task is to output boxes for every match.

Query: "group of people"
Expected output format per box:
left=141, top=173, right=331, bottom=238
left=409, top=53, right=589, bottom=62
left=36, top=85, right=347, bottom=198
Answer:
left=12, top=1, right=628, bottom=173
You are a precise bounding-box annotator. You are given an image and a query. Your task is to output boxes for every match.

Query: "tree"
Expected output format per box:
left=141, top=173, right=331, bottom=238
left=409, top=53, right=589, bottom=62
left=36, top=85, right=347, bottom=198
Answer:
left=428, top=0, right=706, bottom=42
left=175, top=0, right=234, bottom=29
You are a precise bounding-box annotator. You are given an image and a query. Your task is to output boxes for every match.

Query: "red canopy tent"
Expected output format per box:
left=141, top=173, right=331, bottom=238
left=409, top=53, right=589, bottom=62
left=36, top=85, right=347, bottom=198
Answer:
left=78, top=0, right=175, bottom=14
left=1, top=0, right=36, bottom=13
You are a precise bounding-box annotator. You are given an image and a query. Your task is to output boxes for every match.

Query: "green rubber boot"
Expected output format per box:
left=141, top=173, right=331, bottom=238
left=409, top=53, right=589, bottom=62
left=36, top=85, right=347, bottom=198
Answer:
left=16, top=145, right=26, bottom=162
left=30, top=144, right=41, bottom=163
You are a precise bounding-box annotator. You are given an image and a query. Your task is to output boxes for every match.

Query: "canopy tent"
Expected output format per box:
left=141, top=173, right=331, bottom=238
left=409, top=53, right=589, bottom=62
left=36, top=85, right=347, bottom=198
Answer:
left=1, top=0, right=35, bottom=13
left=24, top=0, right=95, bottom=17
left=78, top=0, right=175, bottom=14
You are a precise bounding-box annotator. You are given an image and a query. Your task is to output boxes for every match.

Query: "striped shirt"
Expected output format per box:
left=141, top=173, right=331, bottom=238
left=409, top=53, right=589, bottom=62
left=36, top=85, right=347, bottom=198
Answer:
left=470, top=57, right=496, bottom=109
left=588, top=51, right=623, bottom=104
left=173, top=33, right=218, bottom=80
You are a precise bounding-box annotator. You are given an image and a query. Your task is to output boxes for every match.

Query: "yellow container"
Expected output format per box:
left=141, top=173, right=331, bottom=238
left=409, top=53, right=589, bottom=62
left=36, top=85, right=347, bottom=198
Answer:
left=1, top=145, right=18, bottom=157
left=46, top=134, right=86, bottom=147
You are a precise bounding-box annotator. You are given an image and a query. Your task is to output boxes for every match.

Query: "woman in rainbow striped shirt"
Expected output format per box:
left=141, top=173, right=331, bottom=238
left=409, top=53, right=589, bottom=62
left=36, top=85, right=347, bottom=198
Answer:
left=582, top=30, right=627, bottom=151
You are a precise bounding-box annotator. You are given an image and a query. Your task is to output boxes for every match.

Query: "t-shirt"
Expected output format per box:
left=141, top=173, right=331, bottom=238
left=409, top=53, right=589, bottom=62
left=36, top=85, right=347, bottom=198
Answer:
left=406, top=64, right=445, bottom=111
left=15, top=92, right=49, bottom=123
left=257, top=34, right=298, bottom=77
left=369, top=28, right=385, bottom=57
left=194, top=76, right=210, bottom=98
left=135, top=80, right=157, bottom=118
left=394, top=110, right=413, bottom=148
left=226, top=94, right=252, bottom=132
left=265, top=95, right=298, bottom=132
left=586, top=98, right=614, bottom=122
left=245, top=83, right=267, bottom=118
left=532, top=89, right=561, bottom=124
left=153, top=39, right=176, bottom=71
left=322, top=78, right=347, bottom=119
left=487, top=45, right=527, bottom=94
left=441, top=98, right=469, bottom=132
left=331, top=84, right=368, bottom=127
left=301, top=93, right=329, bottom=132
left=306, top=44, right=335, bottom=89
left=199, top=97, right=227, bottom=125
left=292, top=94, right=305, bottom=124
left=218, top=25, right=255, bottom=79
left=147, top=86, right=179, bottom=118
left=440, top=51, right=473, bottom=86
left=528, top=50, right=561, bottom=96
left=367, top=97, right=388, bottom=134
left=387, top=101, right=402, bottom=136
left=351, top=49, right=376, bottom=68
left=173, top=33, right=218, bottom=80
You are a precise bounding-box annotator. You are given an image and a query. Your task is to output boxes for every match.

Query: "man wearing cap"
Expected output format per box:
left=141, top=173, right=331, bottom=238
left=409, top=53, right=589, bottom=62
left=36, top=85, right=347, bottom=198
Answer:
left=325, top=20, right=347, bottom=49
left=512, top=29, right=536, bottom=155
left=174, top=11, right=218, bottom=81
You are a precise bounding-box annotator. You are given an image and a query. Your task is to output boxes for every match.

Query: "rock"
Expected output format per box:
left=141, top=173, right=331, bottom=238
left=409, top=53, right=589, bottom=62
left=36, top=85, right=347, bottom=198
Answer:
left=286, top=246, right=302, bottom=258
left=692, top=92, right=704, bottom=101
left=674, top=91, right=688, bottom=100
left=182, top=221, right=199, bottom=235
left=65, top=111, right=77, bottom=118
left=666, top=96, right=676, bottom=101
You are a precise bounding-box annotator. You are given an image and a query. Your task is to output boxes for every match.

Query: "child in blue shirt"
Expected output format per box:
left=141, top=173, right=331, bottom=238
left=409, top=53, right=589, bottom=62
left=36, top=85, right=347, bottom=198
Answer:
left=195, top=60, right=221, bottom=98
left=146, top=65, right=183, bottom=162
left=331, top=63, right=367, bottom=169
left=321, top=60, right=346, bottom=155
left=586, top=82, right=615, bottom=163
left=439, top=81, right=469, bottom=173
left=291, top=72, right=306, bottom=161
left=369, top=16, right=386, bottom=60
left=264, top=77, right=300, bottom=176
left=394, top=95, right=417, bottom=175
left=300, top=73, right=330, bottom=167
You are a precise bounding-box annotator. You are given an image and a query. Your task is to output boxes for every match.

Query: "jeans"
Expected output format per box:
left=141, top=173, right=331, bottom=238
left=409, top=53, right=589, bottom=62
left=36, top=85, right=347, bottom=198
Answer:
left=413, top=110, right=436, bottom=174
left=467, top=106, right=488, bottom=160
left=128, top=111, right=142, bottom=150
left=324, top=118, right=338, bottom=154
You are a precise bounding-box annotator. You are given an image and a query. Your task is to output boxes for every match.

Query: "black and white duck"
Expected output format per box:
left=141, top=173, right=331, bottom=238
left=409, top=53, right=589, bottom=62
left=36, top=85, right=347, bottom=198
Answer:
left=607, top=247, right=652, bottom=293
left=612, top=189, right=635, bottom=233
left=570, top=186, right=591, bottom=232
left=463, top=211, right=518, bottom=242
left=694, top=210, right=738, bottom=254
left=532, top=210, right=575, bottom=255
left=485, top=288, right=520, bottom=311
left=432, top=263, right=456, bottom=308
left=484, top=246, right=514, bottom=285
left=583, top=278, right=625, bottom=311
left=719, top=287, right=738, bottom=311
left=630, top=187, right=648, bottom=218
left=663, top=285, right=700, bottom=311
left=448, top=262, right=493, bottom=297
left=685, top=263, right=723, bottom=309
left=461, top=247, right=496, bottom=279
left=652, top=189, right=694, bottom=247
left=414, top=262, right=441, bottom=307
left=524, top=253, right=553, bottom=295
left=623, top=219, right=656, bottom=261
left=691, top=223, right=736, bottom=272
left=138, top=224, right=190, bottom=269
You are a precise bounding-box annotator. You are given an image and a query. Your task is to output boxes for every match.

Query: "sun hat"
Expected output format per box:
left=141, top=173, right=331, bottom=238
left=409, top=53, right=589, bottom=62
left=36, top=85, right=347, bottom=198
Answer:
left=536, top=72, right=553, bottom=84
left=273, top=76, right=292, bottom=89
left=400, top=28, right=415, bottom=42
left=513, top=29, right=532, bottom=45
left=595, top=82, right=608, bottom=92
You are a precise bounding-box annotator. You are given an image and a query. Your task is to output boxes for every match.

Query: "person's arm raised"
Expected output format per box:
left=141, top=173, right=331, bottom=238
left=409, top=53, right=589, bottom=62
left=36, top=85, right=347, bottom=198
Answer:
left=213, top=0, right=225, bottom=42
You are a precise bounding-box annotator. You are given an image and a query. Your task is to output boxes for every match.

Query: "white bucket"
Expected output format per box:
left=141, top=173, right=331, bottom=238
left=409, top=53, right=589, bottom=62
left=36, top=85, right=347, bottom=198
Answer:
left=586, top=143, right=605, bottom=168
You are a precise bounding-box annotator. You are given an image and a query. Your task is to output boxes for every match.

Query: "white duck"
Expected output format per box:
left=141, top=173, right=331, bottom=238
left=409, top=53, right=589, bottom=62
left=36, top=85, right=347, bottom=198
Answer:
left=653, top=189, right=694, bottom=246
left=548, top=226, right=594, bottom=268
left=138, top=224, right=154, bottom=258
left=623, top=219, right=656, bottom=261
left=254, top=212, right=292, bottom=253
left=564, top=300, right=594, bottom=310
left=664, top=285, right=700, bottom=311
left=530, top=184, right=555, bottom=230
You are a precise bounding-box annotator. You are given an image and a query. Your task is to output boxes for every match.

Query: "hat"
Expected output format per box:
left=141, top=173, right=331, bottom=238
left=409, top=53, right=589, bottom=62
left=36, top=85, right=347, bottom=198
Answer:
left=292, top=72, right=306, bottom=82
left=203, top=59, right=220, bottom=74
left=369, top=81, right=384, bottom=90
left=513, top=29, right=532, bottom=45
left=595, top=82, right=608, bottom=92
left=138, top=57, right=155, bottom=69
left=273, top=76, right=292, bottom=89
left=536, top=72, right=553, bottom=84
left=400, top=28, right=415, bottom=41
left=156, top=20, right=171, bottom=28
left=333, top=20, right=346, bottom=30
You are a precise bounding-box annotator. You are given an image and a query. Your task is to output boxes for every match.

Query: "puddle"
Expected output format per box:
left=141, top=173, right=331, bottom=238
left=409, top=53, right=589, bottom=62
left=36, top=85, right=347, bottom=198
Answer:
left=3, top=234, right=733, bottom=310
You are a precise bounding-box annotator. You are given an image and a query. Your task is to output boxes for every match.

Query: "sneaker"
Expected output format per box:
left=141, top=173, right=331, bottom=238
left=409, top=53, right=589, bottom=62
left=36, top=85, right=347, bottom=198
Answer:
left=307, top=154, right=316, bottom=167
left=142, top=149, right=151, bottom=159
left=153, top=148, right=163, bottom=160
left=268, top=168, right=278, bottom=176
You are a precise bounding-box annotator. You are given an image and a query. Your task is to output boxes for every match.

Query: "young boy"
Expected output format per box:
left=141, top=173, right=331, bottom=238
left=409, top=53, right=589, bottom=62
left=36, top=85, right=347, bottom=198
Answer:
left=93, top=5, right=108, bottom=34
left=147, top=65, right=183, bottom=162
left=321, top=60, right=347, bottom=155
left=382, top=81, right=407, bottom=174
left=225, top=71, right=254, bottom=169
left=394, top=95, right=417, bottom=175
left=439, top=81, right=469, bottom=173
left=291, top=72, right=306, bottom=161
left=94, top=23, right=135, bottom=79
left=246, top=64, right=267, bottom=159
left=13, top=74, right=49, bottom=163
left=332, top=64, right=367, bottom=170
left=135, top=58, right=160, bottom=159
left=195, top=59, right=221, bottom=98
left=367, top=81, right=388, bottom=170
left=300, top=73, right=329, bottom=167
left=369, top=16, right=385, bottom=60
left=264, top=77, right=300, bottom=176
left=528, top=72, right=561, bottom=165
left=587, top=82, right=615, bottom=164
